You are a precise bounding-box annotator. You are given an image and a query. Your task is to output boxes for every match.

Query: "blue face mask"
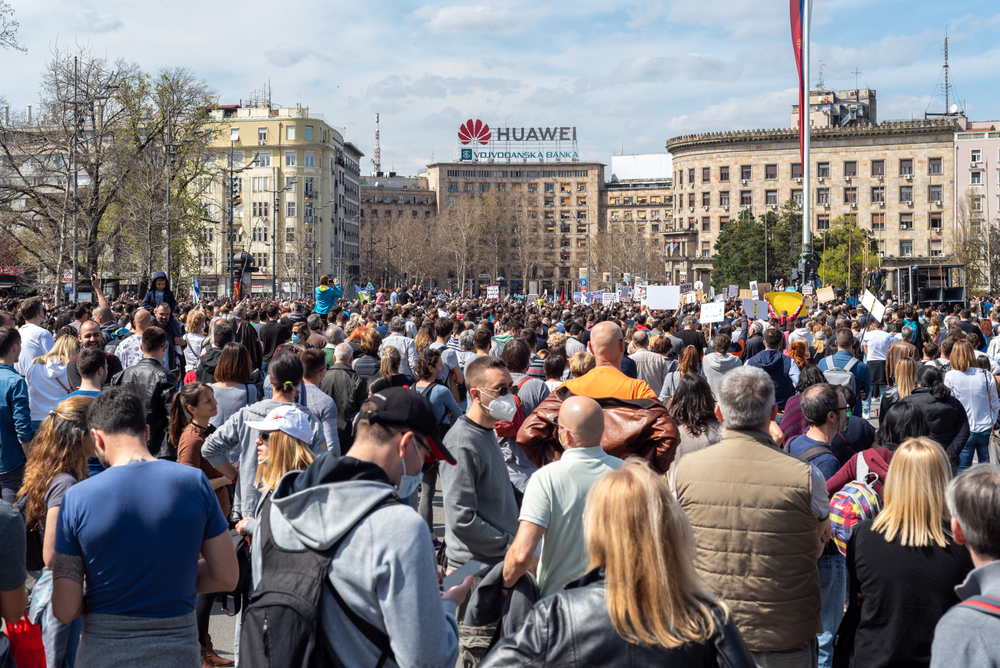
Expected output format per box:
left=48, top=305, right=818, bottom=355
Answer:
left=436, top=367, right=449, bottom=382
left=291, top=334, right=300, bottom=344
left=397, top=440, right=421, bottom=498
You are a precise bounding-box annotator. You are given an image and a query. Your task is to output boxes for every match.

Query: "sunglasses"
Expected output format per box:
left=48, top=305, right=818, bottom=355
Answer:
left=478, top=385, right=514, bottom=397
left=259, top=431, right=271, bottom=441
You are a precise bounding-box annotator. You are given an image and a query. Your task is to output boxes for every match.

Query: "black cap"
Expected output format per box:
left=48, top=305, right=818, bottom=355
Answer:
left=358, top=387, right=456, bottom=465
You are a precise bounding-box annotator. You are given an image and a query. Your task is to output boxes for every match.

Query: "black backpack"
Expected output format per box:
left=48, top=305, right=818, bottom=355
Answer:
left=239, top=492, right=400, bottom=668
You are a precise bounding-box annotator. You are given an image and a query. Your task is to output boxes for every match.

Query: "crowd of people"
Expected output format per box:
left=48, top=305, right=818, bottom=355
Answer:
left=1, top=271, right=1000, bottom=668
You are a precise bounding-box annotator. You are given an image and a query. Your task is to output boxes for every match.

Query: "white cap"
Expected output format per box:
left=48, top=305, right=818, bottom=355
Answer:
left=245, top=405, right=313, bottom=443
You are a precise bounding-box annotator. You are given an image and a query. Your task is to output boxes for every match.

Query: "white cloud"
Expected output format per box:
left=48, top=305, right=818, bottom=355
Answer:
left=366, top=74, right=524, bottom=100
left=412, top=4, right=548, bottom=35
left=75, top=8, right=123, bottom=33
left=664, top=88, right=799, bottom=135
left=263, top=44, right=329, bottom=68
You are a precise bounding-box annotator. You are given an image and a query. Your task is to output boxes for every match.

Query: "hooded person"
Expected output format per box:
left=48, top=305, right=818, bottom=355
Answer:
left=140, top=271, right=178, bottom=314
left=314, top=275, right=343, bottom=316
left=744, top=327, right=799, bottom=410
left=702, top=333, right=743, bottom=400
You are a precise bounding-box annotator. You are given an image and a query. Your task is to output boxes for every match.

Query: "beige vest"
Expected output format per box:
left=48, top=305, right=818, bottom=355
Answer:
left=676, top=429, right=822, bottom=652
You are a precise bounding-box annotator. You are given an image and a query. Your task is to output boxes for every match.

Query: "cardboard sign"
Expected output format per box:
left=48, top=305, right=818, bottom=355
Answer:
left=758, top=283, right=772, bottom=296
left=861, top=290, right=877, bottom=312
left=728, top=284, right=739, bottom=298
left=646, top=285, right=681, bottom=310
left=715, top=294, right=726, bottom=303
left=700, top=302, right=725, bottom=323
left=749, top=280, right=758, bottom=298
left=871, top=298, right=886, bottom=323
left=685, top=291, right=698, bottom=304
left=572, top=291, right=583, bottom=303
left=739, top=289, right=754, bottom=300
left=742, top=299, right=770, bottom=320
left=617, top=285, right=632, bottom=301
left=486, top=285, right=500, bottom=300
left=695, top=289, right=705, bottom=303
left=802, top=285, right=814, bottom=296
left=817, top=286, right=836, bottom=304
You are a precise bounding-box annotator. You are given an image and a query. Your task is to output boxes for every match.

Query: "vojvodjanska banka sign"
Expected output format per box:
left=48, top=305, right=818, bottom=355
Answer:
left=456, top=119, right=580, bottom=162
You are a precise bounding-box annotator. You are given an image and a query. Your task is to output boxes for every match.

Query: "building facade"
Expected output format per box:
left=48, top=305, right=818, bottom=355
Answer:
left=193, top=104, right=361, bottom=297
left=604, top=177, right=675, bottom=286
left=424, top=163, right=604, bottom=295
left=954, top=120, right=1000, bottom=227
left=667, top=95, right=958, bottom=291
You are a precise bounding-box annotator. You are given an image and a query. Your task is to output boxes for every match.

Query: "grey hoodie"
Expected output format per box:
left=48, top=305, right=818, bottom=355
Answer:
left=702, top=352, right=743, bottom=400
left=202, top=398, right=326, bottom=517
left=252, top=456, right=459, bottom=668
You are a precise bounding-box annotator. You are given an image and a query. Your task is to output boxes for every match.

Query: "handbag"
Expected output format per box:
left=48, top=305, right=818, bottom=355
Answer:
left=5, top=613, right=46, bottom=668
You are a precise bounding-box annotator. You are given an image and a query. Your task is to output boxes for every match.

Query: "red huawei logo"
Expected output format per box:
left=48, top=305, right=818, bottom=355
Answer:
left=458, top=119, right=491, bottom=145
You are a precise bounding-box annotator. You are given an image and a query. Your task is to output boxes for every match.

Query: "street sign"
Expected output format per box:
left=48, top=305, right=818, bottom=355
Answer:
left=602, top=272, right=611, bottom=283
left=578, top=267, right=588, bottom=280
left=365, top=282, right=375, bottom=291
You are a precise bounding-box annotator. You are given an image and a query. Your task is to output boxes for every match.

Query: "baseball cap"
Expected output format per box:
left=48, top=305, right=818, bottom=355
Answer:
left=245, top=405, right=314, bottom=443
left=356, top=387, right=456, bottom=465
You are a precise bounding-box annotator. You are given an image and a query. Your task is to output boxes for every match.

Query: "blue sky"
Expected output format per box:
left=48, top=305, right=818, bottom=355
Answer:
left=3, top=0, right=999, bottom=176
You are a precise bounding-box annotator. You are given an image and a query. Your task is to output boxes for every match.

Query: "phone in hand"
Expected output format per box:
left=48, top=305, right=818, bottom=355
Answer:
left=442, top=559, right=491, bottom=591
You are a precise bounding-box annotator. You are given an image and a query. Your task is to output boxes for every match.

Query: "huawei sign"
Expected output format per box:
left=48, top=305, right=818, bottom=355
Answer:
left=458, top=119, right=491, bottom=145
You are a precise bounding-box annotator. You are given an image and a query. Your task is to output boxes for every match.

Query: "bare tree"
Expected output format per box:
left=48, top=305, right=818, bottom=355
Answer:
left=0, top=1, right=25, bottom=52
left=443, top=195, right=481, bottom=295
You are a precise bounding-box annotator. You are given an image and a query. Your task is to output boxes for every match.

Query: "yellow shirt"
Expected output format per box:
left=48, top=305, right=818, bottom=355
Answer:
left=562, top=366, right=657, bottom=401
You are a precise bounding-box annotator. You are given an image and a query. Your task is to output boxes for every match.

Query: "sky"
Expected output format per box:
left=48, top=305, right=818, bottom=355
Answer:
left=3, top=0, right=999, bottom=177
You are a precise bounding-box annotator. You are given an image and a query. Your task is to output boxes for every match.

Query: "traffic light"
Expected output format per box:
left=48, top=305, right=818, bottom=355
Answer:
left=229, top=177, right=241, bottom=205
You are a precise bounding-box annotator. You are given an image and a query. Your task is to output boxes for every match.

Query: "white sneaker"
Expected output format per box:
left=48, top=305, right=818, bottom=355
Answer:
left=862, top=411, right=871, bottom=420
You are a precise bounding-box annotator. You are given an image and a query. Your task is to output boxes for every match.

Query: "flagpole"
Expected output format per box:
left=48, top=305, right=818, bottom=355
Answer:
left=801, top=0, right=812, bottom=282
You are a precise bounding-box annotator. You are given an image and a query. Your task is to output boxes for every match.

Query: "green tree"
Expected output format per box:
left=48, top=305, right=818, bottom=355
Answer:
left=815, top=216, right=878, bottom=291
left=711, top=202, right=802, bottom=290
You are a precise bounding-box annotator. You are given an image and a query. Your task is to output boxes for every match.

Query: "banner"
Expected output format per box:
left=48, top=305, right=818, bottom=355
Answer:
left=486, top=285, right=500, bottom=300
left=790, top=0, right=812, bottom=162
left=602, top=293, right=615, bottom=306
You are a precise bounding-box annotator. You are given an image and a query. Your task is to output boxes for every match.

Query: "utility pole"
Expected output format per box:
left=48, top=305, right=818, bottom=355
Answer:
left=70, top=55, right=79, bottom=304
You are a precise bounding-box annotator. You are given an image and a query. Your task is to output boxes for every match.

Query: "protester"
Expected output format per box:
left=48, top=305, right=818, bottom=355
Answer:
left=482, top=462, right=753, bottom=668
left=297, top=348, right=341, bottom=455
left=745, top=328, right=800, bottom=410
left=140, top=271, right=178, bottom=314
left=902, top=364, right=970, bottom=471
left=660, top=345, right=701, bottom=401
left=931, top=465, right=1000, bottom=666
left=543, top=354, right=566, bottom=392
left=497, top=340, right=550, bottom=505
left=842, top=437, right=974, bottom=668
left=0, top=495, right=28, bottom=667
left=880, top=356, right=917, bottom=419
left=861, top=319, right=894, bottom=413
left=0, top=327, right=34, bottom=502
left=17, top=396, right=92, bottom=667
left=196, top=322, right=234, bottom=384
left=183, top=310, right=208, bottom=372
left=818, top=328, right=870, bottom=417
left=380, top=316, right=418, bottom=377
left=630, top=330, right=666, bottom=396
left=24, top=333, right=78, bottom=430
left=67, top=320, right=123, bottom=389
left=676, top=366, right=827, bottom=666
left=115, top=309, right=153, bottom=370
left=320, top=342, right=367, bottom=451
left=702, top=333, right=742, bottom=400
left=15, top=296, right=54, bottom=376
left=945, top=339, right=999, bottom=471
left=665, top=373, right=725, bottom=491
left=353, top=328, right=383, bottom=380
left=779, top=365, right=828, bottom=449
left=51, top=387, right=238, bottom=668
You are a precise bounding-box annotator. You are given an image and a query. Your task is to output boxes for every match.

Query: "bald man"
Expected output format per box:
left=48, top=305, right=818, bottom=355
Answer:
left=115, top=309, right=153, bottom=370
left=562, top=321, right=656, bottom=400
left=67, top=320, right=123, bottom=388
left=501, top=395, right=623, bottom=597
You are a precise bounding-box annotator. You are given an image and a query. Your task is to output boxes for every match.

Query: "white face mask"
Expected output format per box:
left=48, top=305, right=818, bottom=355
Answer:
left=482, top=390, right=517, bottom=422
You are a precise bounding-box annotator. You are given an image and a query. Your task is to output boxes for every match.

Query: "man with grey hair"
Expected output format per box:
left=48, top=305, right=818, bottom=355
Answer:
left=320, top=343, right=367, bottom=450
left=931, top=465, right=1000, bottom=666
left=677, top=314, right=706, bottom=358
left=305, top=313, right=327, bottom=348
left=630, top=329, right=666, bottom=396
left=379, top=316, right=417, bottom=377
left=322, top=325, right=345, bottom=367
left=676, top=366, right=829, bottom=667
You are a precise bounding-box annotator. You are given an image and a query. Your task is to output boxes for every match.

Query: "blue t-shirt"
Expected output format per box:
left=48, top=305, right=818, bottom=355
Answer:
left=55, top=460, right=228, bottom=617
left=60, top=389, right=102, bottom=403
left=788, top=434, right=841, bottom=481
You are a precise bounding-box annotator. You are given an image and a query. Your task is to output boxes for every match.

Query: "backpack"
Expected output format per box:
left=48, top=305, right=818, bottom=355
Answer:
left=104, top=331, right=132, bottom=355
left=904, top=318, right=921, bottom=345
left=829, top=452, right=883, bottom=556
left=240, top=493, right=400, bottom=668
left=493, top=377, right=531, bottom=439
left=959, top=594, right=1000, bottom=619
left=822, top=356, right=858, bottom=397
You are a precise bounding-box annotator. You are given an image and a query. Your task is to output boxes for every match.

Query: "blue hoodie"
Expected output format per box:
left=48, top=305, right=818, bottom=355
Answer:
left=746, top=349, right=796, bottom=410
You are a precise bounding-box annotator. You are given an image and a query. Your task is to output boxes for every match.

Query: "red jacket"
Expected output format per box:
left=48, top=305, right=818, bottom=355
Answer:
left=826, top=445, right=895, bottom=498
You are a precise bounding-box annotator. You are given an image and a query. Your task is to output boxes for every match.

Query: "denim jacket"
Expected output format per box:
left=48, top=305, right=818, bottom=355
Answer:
left=0, top=362, right=33, bottom=473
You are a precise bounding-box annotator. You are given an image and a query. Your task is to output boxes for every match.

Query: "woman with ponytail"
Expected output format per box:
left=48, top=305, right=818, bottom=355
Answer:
left=17, top=396, right=93, bottom=668
left=901, top=364, right=970, bottom=472
left=169, top=382, right=232, bottom=666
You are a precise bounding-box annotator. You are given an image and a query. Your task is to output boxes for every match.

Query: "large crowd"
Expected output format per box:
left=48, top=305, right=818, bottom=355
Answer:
left=1, top=270, right=1000, bottom=668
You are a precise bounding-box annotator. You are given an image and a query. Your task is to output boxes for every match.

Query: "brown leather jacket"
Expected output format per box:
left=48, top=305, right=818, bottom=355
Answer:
left=516, top=386, right=680, bottom=473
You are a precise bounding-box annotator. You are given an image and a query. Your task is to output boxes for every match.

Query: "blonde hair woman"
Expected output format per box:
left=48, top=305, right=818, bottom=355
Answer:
left=481, top=462, right=753, bottom=667
left=879, top=357, right=917, bottom=419
left=24, top=333, right=80, bottom=428
left=842, top=437, right=974, bottom=667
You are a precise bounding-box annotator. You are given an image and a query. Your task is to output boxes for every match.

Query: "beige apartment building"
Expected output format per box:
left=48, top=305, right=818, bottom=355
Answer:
left=359, top=174, right=436, bottom=224
left=666, top=89, right=957, bottom=290
left=604, top=177, right=675, bottom=286
left=192, top=104, right=362, bottom=297
left=424, top=163, right=604, bottom=294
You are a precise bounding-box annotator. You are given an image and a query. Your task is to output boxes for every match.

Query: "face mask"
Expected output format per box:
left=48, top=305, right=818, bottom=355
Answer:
left=291, top=334, right=300, bottom=344
left=397, top=440, right=421, bottom=498
left=436, top=367, right=448, bottom=381
left=484, top=393, right=517, bottom=422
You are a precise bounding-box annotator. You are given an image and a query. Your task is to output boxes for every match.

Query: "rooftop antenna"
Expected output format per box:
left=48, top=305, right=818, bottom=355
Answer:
left=944, top=27, right=950, bottom=113
left=924, top=27, right=963, bottom=118
left=373, top=113, right=381, bottom=175
left=851, top=68, right=862, bottom=91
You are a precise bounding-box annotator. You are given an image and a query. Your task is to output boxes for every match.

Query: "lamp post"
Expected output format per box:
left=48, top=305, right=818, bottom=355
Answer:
left=269, top=173, right=296, bottom=295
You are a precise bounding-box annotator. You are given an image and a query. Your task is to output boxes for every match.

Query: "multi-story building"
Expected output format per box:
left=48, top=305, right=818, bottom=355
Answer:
left=954, top=119, right=1000, bottom=226
left=193, top=104, right=361, bottom=297
left=666, top=89, right=958, bottom=291
left=358, top=173, right=437, bottom=286
left=359, top=173, right=436, bottom=225
left=604, top=176, right=674, bottom=286
left=424, top=163, right=604, bottom=295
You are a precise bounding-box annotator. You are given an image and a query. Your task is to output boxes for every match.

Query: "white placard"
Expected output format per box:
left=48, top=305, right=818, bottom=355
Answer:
left=749, top=280, right=759, bottom=298
left=742, top=299, right=770, bottom=320
left=645, top=285, right=680, bottom=310
left=715, top=294, right=726, bottom=303
left=871, top=298, right=886, bottom=323
left=685, top=292, right=697, bottom=304
left=861, top=290, right=877, bottom=312
left=486, top=285, right=500, bottom=300
left=602, top=293, right=615, bottom=306
left=700, top=302, right=725, bottom=323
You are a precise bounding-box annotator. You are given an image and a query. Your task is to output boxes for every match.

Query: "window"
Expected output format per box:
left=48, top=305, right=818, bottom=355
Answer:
left=765, top=190, right=778, bottom=205
left=930, top=239, right=943, bottom=257
left=252, top=227, right=269, bottom=242
left=304, top=126, right=313, bottom=141
left=972, top=196, right=984, bottom=212
left=688, top=193, right=695, bottom=207
left=871, top=213, right=885, bottom=230
left=930, top=185, right=942, bottom=202
left=251, top=176, right=270, bottom=191
left=701, top=241, right=711, bottom=257
left=258, top=127, right=267, bottom=142
left=466, top=184, right=474, bottom=193
left=844, top=187, right=857, bottom=204
left=900, top=240, right=913, bottom=257
left=872, top=160, right=884, bottom=176
left=972, top=149, right=982, bottom=163
left=720, top=216, right=730, bottom=230
left=900, top=159, right=913, bottom=175
left=448, top=196, right=457, bottom=206
left=304, top=151, right=315, bottom=167
left=972, top=171, right=983, bottom=186
left=253, top=152, right=271, bottom=167
left=817, top=162, right=830, bottom=178
left=448, top=183, right=458, bottom=192
left=688, top=168, right=695, bottom=183
left=199, top=252, right=214, bottom=268
left=900, top=213, right=913, bottom=230
left=286, top=126, right=295, bottom=141
left=253, top=252, right=268, bottom=268
left=285, top=151, right=296, bottom=167
left=702, top=167, right=710, bottom=182
left=900, top=186, right=913, bottom=202
left=544, top=183, right=554, bottom=192
left=930, top=213, right=942, bottom=230
left=560, top=183, right=571, bottom=192
left=817, top=215, right=830, bottom=230
left=765, top=164, right=777, bottom=180
left=791, top=163, right=802, bottom=179
left=740, top=165, right=752, bottom=181
left=285, top=227, right=295, bottom=242
left=251, top=201, right=269, bottom=217
left=740, top=191, right=752, bottom=206
left=871, top=187, right=884, bottom=203
left=720, top=166, right=730, bottom=182
left=651, top=224, right=659, bottom=232
left=818, top=188, right=830, bottom=204
left=844, top=161, right=857, bottom=177
left=701, top=192, right=710, bottom=207
left=929, top=157, right=942, bottom=174
left=792, top=189, right=803, bottom=205
left=286, top=201, right=296, bottom=217
left=577, top=183, right=587, bottom=191
left=702, top=217, right=711, bottom=231
left=720, top=191, right=730, bottom=206
left=678, top=170, right=683, bottom=185
left=202, top=228, right=214, bottom=243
